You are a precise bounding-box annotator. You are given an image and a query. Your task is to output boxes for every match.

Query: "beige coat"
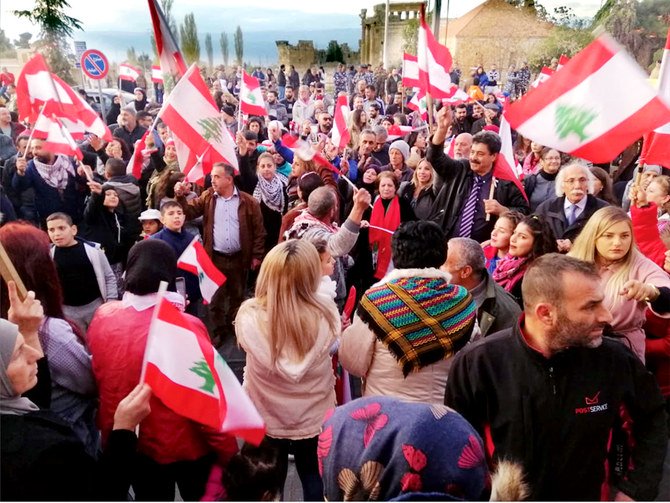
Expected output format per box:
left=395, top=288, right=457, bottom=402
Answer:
left=235, top=296, right=340, bottom=439
left=339, top=268, right=461, bottom=405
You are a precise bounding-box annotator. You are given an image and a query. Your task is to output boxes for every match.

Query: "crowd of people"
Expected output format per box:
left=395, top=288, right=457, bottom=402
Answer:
left=0, top=56, right=668, bottom=501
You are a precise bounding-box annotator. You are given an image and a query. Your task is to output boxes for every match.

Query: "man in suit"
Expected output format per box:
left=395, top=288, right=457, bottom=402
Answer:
left=426, top=106, right=529, bottom=243
left=534, top=163, right=609, bottom=253
left=444, top=237, right=521, bottom=338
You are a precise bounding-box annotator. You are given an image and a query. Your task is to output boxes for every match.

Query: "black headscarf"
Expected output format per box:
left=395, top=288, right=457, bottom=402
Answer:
left=124, top=240, right=177, bottom=295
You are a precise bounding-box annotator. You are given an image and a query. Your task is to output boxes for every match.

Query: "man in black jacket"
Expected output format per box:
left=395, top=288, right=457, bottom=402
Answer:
left=535, top=162, right=609, bottom=252
left=426, top=106, right=528, bottom=243
left=445, top=254, right=668, bottom=501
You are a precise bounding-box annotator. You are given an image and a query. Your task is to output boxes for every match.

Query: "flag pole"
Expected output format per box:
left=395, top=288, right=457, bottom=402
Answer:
left=485, top=177, right=497, bottom=222
left=426, top=91, right=434, bottom=129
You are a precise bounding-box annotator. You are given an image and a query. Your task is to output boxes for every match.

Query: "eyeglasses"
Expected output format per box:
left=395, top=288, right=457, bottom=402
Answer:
left=563, top=177, right=588, bottom=185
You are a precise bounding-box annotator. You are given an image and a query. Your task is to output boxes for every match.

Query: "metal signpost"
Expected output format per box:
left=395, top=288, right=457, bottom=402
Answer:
left=81, top=49, right=110, bottom=119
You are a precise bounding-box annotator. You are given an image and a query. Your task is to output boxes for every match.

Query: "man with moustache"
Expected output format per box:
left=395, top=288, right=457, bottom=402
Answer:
left=427, top=106, right=528, bottom=243
left=446, top=254, right=667, bottom=501
left=535, top=163, right=609, bottom=253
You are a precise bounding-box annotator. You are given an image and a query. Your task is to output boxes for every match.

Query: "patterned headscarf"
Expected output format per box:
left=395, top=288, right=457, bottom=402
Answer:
left=319, top=396, right=490, bottom=501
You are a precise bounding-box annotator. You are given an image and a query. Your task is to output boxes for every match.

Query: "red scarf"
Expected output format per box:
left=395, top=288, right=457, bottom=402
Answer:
left=369, top=196, right=401, bottom=279
left=492, top=255, right=530, bottom=292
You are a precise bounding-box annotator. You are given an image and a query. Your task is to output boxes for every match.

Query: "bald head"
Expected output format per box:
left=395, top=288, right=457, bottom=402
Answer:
left=453, top=133, right=473, bottom=160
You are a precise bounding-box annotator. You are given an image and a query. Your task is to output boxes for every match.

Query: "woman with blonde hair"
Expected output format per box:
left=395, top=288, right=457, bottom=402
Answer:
left=569, top=206, right=670, bottom=363
left=398, top=158, right=438, bottom=220
left=235, top=239, right=340, bottom=501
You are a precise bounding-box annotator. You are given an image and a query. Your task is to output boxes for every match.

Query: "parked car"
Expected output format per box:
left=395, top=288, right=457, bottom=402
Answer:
left=76, top=88, right=135, bottom=115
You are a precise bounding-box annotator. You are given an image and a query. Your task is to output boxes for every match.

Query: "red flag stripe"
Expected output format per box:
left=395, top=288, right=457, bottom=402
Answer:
left=505, top=38, right=614, bottom=124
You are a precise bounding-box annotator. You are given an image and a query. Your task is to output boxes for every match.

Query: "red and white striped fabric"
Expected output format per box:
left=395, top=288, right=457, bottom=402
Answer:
left=556, top=54, right=570, bottom=71
left=36, top=106, right=83, bottom=161
left=417, top=5, right=453, bottom=99
left=504, top=34, right=670, bottom=163
left=407, top=88, right=428, bottom=119
left=281, top=134, right=340, bottom=175
left=151, top=65, right=163, bottom=83
left=531, top=67, right=555, bottom=88
left=442, top=87, right=469, bottom=106
left=157, top=64, right=238, bottom=184
left=143, top=296, right=265, bottom=444
left=331, top=94, right=350, bottom=150
left=16, top=54, right=112, bottom=140
left=386, top=124, right=418, bottom=142
left=402, top=53, right=420, bottom=88
left=494, top=116, right=527, bottom=199
left=641, top=27, right=670, bottom=168
left=178, top=236, right=226, bottom=304
left=126, top=129, right=154, bottom=179
left=119, top=63, right=141, bottom=82
left=147, top=0, right=187, bottom=79
left=240, top=71, right=267, bottom=117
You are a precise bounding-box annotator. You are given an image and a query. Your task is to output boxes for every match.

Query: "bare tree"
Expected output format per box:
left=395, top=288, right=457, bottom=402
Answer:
left=220, top=32, right=229, bottom=67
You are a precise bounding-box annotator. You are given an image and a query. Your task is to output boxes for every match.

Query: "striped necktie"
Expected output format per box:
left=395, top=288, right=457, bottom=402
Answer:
left=458, top=176, right=485, bottom=238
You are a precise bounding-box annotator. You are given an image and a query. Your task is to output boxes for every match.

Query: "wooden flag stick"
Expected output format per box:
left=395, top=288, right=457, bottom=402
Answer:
left=0, top=242, right=28, bottom=300
left=485, top=177, right=497, bottom=222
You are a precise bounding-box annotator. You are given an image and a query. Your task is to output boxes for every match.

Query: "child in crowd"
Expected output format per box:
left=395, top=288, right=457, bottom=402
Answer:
left=46, top=211, right=117, bottom=333
left=150, top=199, right=201, bottom=315
left=483, top=210, right=524, bottom=274
left=138, top=208, right=162, bottom=239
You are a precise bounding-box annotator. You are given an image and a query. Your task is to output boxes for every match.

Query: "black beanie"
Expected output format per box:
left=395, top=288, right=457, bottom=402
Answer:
left=124, top=240, right=177, bottom=295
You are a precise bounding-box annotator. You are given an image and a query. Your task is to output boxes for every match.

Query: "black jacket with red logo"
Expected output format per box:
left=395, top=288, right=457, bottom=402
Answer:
left=445, top=322, right=667, bottom=501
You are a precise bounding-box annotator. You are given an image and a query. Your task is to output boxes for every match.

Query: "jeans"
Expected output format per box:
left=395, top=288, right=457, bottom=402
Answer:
left=278, top=86, right=286, bottom=100
left=265, top=435, right=323, bottom=501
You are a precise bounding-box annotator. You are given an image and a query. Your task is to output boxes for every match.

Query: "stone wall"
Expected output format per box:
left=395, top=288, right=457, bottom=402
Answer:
left=276, top=40, right=360, bottom=71
left=360, top=1, right=423, bottom=66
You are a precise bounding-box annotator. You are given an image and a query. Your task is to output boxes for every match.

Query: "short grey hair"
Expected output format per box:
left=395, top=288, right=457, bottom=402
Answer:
left=555, top=163, right=595, bottom=197
left=308, top=186, right=337, bottom=219
left=372, top=125, right=388, bottom=141
left=448, top=237, right=486, bottom=275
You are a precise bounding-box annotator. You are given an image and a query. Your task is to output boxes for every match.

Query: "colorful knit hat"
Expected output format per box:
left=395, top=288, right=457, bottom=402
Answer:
left=357, top=277, right=476, bottom=376
left=319, top=396, right=490, bottom=501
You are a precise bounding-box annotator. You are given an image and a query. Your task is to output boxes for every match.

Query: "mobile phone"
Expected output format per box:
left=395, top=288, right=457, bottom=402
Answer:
left=175, top=277, right=186, bottom=300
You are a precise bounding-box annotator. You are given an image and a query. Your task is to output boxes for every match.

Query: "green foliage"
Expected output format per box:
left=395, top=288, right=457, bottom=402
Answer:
left=234, top=26, right=243, bottom=66
left=205, top=33, right=214, bottom=70
left=220, top=32, right=229, bottom=67
left=527, top=25, right=594, bottom=71
left=137, top=52, right=151, bottom=71
left=14, top=0, right=82, bottom=39
left=13, top=32, right=32, bottom=50
left=402, top=18, right=419, bottom=56
left=126, top=46, right=138, bottom=64
left=0, top=30, right=16, bottom=58
left=325, top=41, right=344, bottom=63
left=179, top=13, right=200, bottom=65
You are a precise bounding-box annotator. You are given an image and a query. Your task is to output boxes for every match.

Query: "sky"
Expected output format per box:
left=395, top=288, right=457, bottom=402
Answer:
left=0, top=0, right=604, bottom=63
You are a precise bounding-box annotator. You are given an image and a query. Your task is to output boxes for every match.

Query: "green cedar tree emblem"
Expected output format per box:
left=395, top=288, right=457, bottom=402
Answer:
left=197, top=116, right=223, bottom=143
left=554, top=104, right=597, bottom=142
left=189, top=359, right=215, bottom=393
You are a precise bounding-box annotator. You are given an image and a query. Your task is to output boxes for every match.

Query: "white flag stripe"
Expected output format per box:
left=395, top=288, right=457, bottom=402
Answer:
left=214, top=354, right=265, bottom=431
left=515, top=51, right=659, bottom=151
left=146, top=318, right=220, bottom=398
left=403, top=58, right=419, bottom=82
left=25, top=72, right=75, bottom=104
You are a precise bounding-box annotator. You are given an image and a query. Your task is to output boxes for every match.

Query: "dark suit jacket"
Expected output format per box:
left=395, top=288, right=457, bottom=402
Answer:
left=478, top=272, right=522, bottom=337
left=534, top=194, right=609, bottom=242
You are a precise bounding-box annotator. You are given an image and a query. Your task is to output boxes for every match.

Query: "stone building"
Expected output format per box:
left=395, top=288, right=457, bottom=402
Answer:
left=442, top=0, right=554, bottom=74
left=276, top=40, right=360, bottom=69
left=359, top=1, right=423, bottom=68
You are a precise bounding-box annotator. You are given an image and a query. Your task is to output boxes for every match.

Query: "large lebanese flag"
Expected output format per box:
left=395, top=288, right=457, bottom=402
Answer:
left=16, top=54, right=111, bottom=140
left=641, top=27, right=670, bottom=168
left=119, top=63, right=141, bottom=82
left=177, top=236, right=226, bottom=304
left=143, top=296, right=266, bottom=444
left=417, top=5, right=453, bottom=99
left=331, top=94, right=350, bottom=150
left=157, top=64, right=238, bottom=183
left=505, top=34, right=670, bottom=163
left=494, top=116, right=527, bottom=201
left=147, top=0, right=187, bottom=80
left=240, top=71, right=267, bottom=117
left=402, top=53, right=420, bottom=88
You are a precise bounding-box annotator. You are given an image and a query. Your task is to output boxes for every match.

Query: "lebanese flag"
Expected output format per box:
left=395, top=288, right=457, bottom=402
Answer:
left=407, top=87, right=428, bottom=119
left=16, top=54, right=111, bottom=140
left=402, top=53, right=420, bottom=88
left=151, top=65, right=163, bottom=83
left=443, top=87, right=469, bottom=106
left=148, top=0, right=187, bottom=80
left=640, top=27, right=670, bottom=168
left=531, top=67, right=555, bottom=88
left=126, top=129, right=154, bottom=179
left=33, top=105, right=86, bottom=140
left=177, top=236, right=227, bottom=304
left=504, top=34, right=670, bottom=163
left=281, top=134, right=341, bottom=175
left=386, top=123, right=418, bottom=141
left=556, top=54, right=570, bottom=71
left=494, top=116, right=527, bottom=201
left=38, top=107, right=84, bottom=161
left=157, top=63, right=239, bottom=184
left=331, top=95, right=350, bottom=150
left=143, top=296, right=266, bottom=444
left=119, top=63, right=141, bottom=82
left=417, top=4, right=453, bottom=99
left=240, top=71, right=267, bottom=117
